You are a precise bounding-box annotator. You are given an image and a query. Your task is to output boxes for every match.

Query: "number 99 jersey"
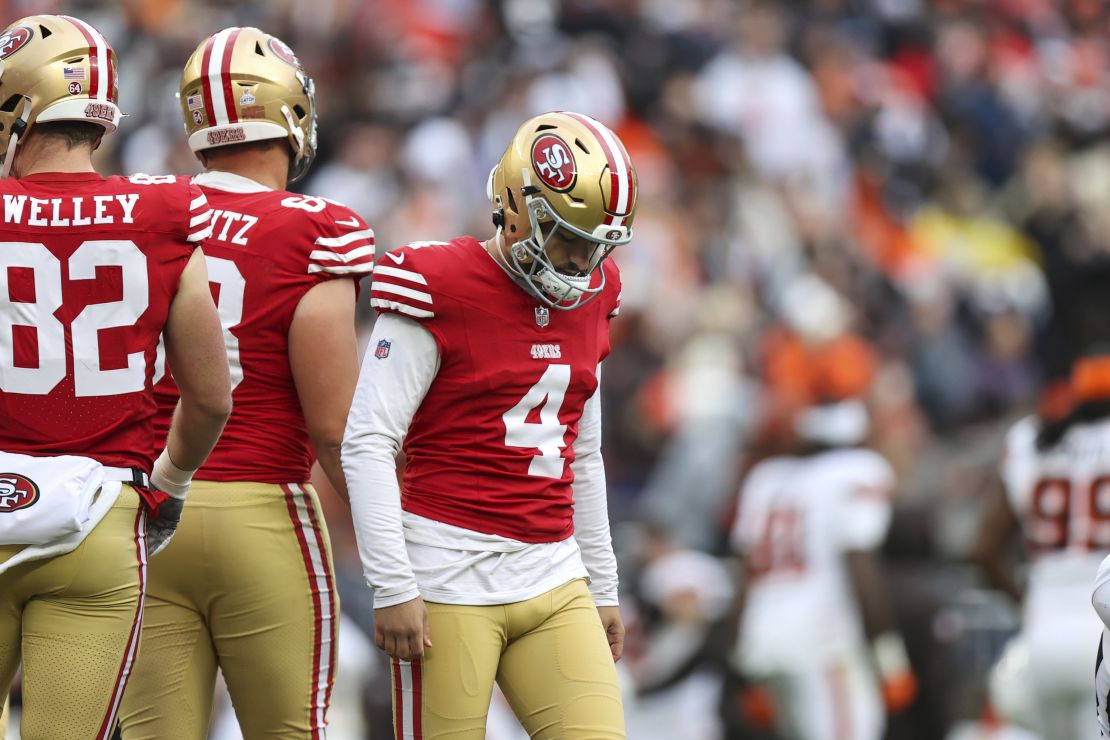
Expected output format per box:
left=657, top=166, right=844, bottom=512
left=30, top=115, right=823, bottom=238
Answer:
left=0, top=173, right=209, bottom=470
left=369, top=236, right=621, bottom=542
left=1000, top=415, right=1110, bottom=612
left=153, top=171, right=375, bottom=483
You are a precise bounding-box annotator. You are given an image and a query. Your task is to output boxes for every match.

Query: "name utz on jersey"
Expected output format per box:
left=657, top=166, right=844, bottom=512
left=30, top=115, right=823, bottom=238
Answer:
left=153, top=174, right=374, bottom=484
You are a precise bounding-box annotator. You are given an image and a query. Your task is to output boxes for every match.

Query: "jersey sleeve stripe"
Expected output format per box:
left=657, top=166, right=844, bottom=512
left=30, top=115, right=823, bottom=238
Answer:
left=315, top=229, right=376, bottom=248
left=189, top=211, right=212, bottom=228
left=189, top=194, right=209, bottom=211
left=372, top=282, right=433, bottom=304
left=186, top=218, right=214, bottom=243
left=307, top=263, right=375, bottom=275
left=308, top=246, right=376, bottom=263
left=370, top=298, right=434, bottom=319
left=373, top=265, right=428, bottom=285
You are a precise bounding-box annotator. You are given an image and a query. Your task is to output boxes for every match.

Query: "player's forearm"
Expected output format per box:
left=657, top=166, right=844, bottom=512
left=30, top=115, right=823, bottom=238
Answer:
left=343, top=433, right=420, bottom=605
left=571, top=373, right=619, bottom=605
left=312, top=437, right=349, bottom=503
left=164, top=396, right=229, bottom=471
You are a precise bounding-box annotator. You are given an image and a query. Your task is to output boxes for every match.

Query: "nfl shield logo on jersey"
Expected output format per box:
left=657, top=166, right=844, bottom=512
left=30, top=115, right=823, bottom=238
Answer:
left=535, top=306, right=550, bottom=328
left=375, top=339, right=391, bottom=359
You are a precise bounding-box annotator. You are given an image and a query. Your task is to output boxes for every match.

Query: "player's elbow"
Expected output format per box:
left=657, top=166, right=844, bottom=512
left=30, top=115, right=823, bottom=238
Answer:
left=180, top=384, right=233, bottom=425
left=310, top=428, right=344, bottom=467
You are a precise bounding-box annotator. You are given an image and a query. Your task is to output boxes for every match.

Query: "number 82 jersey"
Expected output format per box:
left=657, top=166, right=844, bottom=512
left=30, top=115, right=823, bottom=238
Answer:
left=370, top=236, right=621, bottom=543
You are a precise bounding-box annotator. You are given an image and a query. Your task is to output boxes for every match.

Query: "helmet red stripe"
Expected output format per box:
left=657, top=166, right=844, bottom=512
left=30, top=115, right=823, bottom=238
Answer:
left=105, top=45, right=114, bottom=101
left=562, top=112, right=626, bottom=226
left=219, top=28, right=242, bottom=124
left=60, top=16, right=99, bottom=99
left=199, top=35, right=218, bottom=127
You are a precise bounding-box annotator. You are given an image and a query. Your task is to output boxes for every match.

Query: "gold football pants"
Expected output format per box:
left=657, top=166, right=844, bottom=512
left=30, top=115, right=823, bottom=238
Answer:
left=392, top=578, right=625, bottom=739
left=119, top=481, right=338, bottom=739
left=0, top=485, right=146, bottom=740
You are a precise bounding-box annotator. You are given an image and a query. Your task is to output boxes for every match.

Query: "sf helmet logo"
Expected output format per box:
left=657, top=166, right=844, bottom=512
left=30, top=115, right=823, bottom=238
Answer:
left=269, top=37, right=300, bottom=67
left=531, top=134, right=576, bottom=192
left=0, top=474, right=39, bottom=512
left=0, top=26, right=33, bottom=59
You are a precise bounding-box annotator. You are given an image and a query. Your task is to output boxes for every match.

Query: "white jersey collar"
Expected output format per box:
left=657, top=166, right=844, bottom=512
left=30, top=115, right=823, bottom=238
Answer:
left=193, top=170, right=273, bottom=193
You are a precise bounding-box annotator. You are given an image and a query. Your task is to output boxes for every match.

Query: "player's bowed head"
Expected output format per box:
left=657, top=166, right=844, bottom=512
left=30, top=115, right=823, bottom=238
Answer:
left=179, top=26, right=317, bottom=184
left=0, top=14, right=122, bottom=178
left=485, top=111, right=637, bottom=310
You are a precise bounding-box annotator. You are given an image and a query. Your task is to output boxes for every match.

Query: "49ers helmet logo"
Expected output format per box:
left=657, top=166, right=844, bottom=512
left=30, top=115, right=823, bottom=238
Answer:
left=268, top=37, right=300, bottom=67
left=0, top=474, right=39, bottom=512
left=0, top=26, right=33, bottom=59
left=531, top=134, right=576, bottom=192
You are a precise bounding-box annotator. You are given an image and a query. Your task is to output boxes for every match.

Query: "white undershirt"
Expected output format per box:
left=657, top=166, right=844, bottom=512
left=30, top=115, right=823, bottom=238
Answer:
left=342, top=312, right=620, bottom=608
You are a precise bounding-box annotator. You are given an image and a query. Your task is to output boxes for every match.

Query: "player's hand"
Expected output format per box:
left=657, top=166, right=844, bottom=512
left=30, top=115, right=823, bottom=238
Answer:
left=146, top=497, right=184, bottom=557
left=375, top=596, right=432, bottom=661
left=597, top=606, right=625, bottom=662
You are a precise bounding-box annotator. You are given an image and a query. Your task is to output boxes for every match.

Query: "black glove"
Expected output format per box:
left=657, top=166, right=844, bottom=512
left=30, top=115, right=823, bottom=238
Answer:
left=146, top=496, right=184, bottom=556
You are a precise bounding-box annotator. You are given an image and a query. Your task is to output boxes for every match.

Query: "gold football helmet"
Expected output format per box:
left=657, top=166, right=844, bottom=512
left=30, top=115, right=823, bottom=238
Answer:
left=488, top=111, right=637, bottom=309
left=180, top=27, right=316, bottom=183
left=0, top=15, right=122, bottom=177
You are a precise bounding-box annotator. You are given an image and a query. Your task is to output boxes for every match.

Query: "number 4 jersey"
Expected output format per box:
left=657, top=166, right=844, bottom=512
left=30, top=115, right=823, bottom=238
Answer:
left=369, top=236, right=621, bottom=542
left=153, top=171, right=375, bottom=483
left=0, top=172, right=210, bottom=470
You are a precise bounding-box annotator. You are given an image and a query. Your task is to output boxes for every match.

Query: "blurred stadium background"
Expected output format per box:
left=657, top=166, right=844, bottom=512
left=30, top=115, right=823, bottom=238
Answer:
left=7, top=0, right=1110, bottom=737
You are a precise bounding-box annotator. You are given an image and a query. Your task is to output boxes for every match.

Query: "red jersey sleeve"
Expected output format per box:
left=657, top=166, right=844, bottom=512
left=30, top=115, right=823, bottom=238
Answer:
left=185, top=183, right=214, bottom=243
left=369, top=241, right=451, bottom=322
left=305, top=202, right=376, bottom=280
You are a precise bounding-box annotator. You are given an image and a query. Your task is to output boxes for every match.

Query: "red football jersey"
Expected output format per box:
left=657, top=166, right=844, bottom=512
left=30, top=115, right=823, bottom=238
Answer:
left=369, top=236, right=621, bottom=543
left=153, top=172, right=375, bottom=483
left=0, top=172, right=211, bottom=471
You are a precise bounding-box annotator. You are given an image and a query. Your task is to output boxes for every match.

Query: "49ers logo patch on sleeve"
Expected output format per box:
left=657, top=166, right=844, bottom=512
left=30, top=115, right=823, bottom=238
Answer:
left=0, top=26, right=33, bottom=59
left=0, top=473, right=39, bottom=512
left=531, top=134, right=576, bottom=192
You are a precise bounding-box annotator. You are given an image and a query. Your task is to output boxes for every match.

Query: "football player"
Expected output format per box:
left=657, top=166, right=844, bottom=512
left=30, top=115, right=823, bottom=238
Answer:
left=728, top=341, right=916, bottom=740
left=342, top=111, right=633, bottom=739
left=117, top=27, right=374, bottom=739
left=0, top=14, right=230, bottom=738
left=977, top=356, right=1110, bottom=740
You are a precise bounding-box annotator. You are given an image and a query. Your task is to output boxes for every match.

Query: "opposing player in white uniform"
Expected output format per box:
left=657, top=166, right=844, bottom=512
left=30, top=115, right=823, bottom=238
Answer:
left=977, top=359, right=1110, bottom=740
left=729, top=399, right=915, bottom=740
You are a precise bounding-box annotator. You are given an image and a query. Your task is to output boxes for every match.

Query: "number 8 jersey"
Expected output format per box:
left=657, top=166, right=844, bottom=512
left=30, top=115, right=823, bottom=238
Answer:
left=0, top=172, right=210, bottom=470
left=152, top=171, right=375, bottom=483
left=370, top=236, right=621, bottom=542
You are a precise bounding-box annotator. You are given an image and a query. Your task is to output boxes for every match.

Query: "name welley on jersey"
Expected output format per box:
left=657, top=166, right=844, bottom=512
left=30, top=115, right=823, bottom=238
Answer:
left=2, top=193, right=140, bottom=227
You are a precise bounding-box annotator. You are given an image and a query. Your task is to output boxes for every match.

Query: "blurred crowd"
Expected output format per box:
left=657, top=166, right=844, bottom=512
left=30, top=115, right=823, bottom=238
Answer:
left=8, top=0, right=1110, bottom=736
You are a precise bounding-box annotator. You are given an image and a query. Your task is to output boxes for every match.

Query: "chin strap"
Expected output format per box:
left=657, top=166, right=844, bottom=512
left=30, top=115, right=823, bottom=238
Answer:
left=1, top=100, right=32, bottom=179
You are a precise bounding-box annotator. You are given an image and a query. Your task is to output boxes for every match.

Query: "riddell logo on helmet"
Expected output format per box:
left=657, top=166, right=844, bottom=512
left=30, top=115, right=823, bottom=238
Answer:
left=84, top=103, right=114, bottom=121
left=207, top=127, right=247, bottom=146
left=531, top=134, right=576, bottom=192
left=606, top=229, right=622, bottom=240
left=0, top=26, right=32, bottom=59
left=0, top=474, right=39, bottom=512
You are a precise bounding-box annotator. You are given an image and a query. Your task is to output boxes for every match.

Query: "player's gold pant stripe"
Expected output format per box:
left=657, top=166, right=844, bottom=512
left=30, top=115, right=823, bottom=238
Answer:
left=393, top=658, right=424, bottom=739
left=282, top=483, right=337, bottom=737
